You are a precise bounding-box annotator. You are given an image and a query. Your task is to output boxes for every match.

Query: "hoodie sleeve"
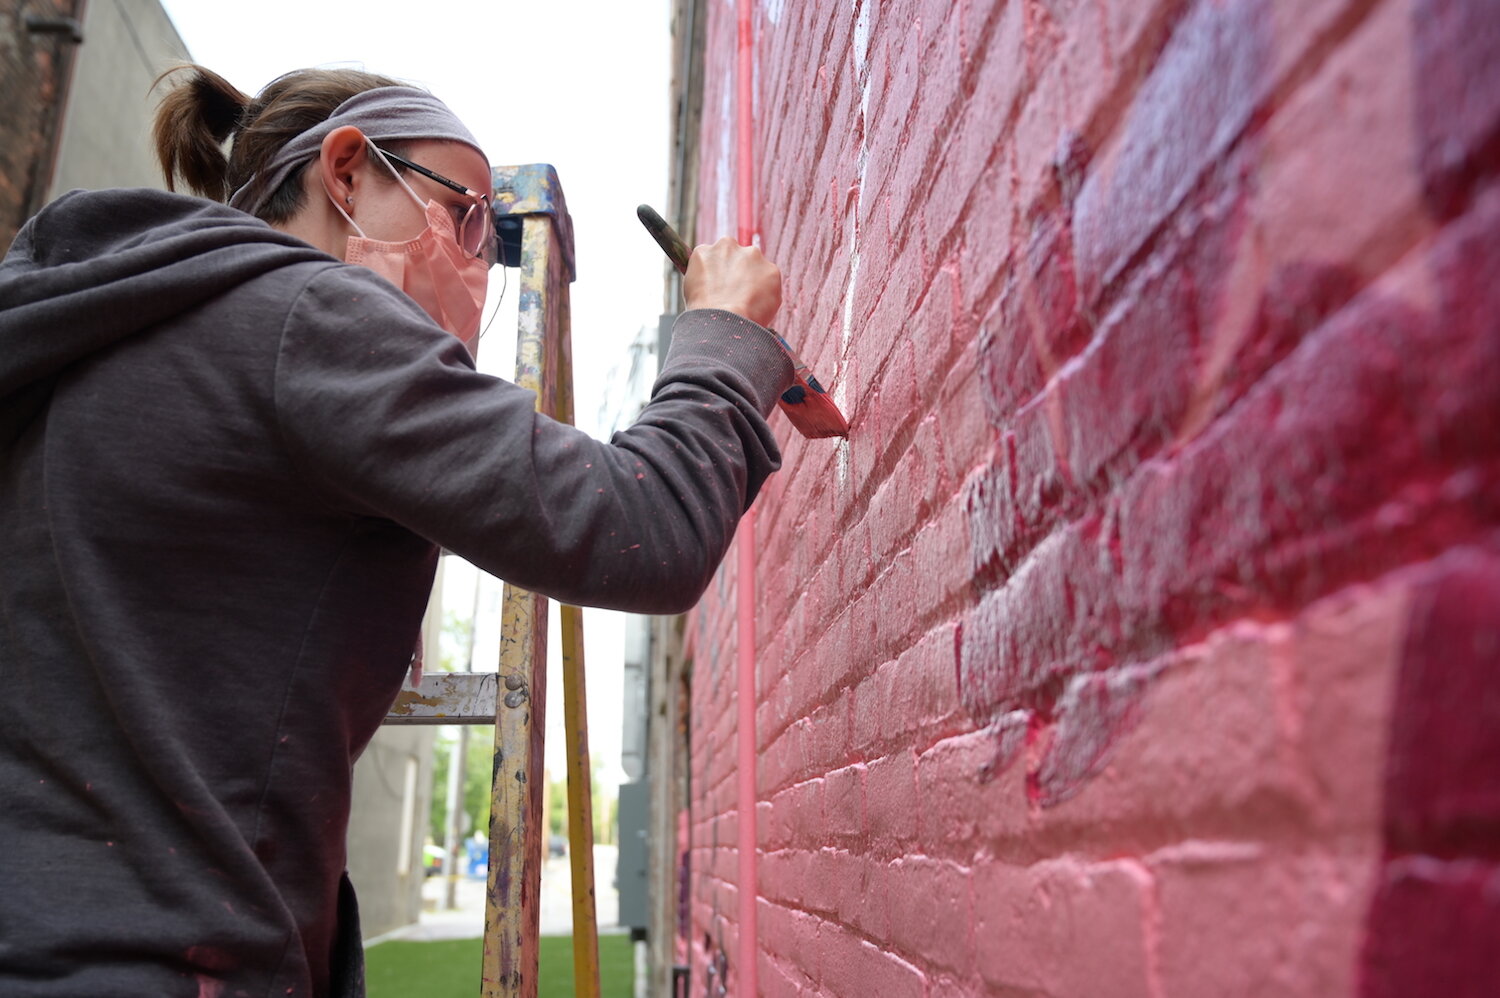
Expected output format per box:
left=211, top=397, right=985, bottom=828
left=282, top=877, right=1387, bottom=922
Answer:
left=273, top=266, right=794, bottom=614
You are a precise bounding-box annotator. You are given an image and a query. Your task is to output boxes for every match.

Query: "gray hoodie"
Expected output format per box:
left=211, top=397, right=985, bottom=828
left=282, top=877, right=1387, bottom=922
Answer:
left=0, top=188, right=792, bottom=997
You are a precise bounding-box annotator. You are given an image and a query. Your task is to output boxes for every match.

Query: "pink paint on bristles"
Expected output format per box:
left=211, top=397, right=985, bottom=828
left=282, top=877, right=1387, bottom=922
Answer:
left=777, top=380, right=849, bottom=438
left=772, top=334, right=850, bottom=438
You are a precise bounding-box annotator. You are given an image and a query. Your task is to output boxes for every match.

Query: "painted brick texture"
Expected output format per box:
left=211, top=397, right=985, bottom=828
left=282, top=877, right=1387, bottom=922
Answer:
left=683, top=0, right=1499, bottom=994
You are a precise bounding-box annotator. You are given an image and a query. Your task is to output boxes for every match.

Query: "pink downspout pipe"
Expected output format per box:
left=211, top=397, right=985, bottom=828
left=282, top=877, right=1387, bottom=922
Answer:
left=735, top=0, right=759, bottom=994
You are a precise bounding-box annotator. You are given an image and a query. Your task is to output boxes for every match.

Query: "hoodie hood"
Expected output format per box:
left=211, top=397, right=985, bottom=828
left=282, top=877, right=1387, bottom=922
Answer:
left=0, top=188, right=333, bottom=403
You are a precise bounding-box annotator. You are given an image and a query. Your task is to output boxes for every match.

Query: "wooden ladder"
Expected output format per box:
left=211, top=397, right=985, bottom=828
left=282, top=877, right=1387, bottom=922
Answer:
left=384, top=164, right=601, bottom=998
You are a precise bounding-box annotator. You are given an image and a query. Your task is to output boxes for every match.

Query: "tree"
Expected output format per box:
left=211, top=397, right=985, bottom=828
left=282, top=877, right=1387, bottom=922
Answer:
left=429, top=725, right=495, bottom=843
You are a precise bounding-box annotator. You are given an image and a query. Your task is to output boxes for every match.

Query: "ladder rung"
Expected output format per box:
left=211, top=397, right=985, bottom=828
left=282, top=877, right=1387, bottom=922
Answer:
left=386, top=672, right=502, bottom=724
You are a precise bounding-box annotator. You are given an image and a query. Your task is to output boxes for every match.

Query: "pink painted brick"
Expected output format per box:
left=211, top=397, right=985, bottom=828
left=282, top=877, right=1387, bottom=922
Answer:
left=1293, top=578, right=1412, bottom=835
left=932, top=339, right=996, bottom=489
left=964, top=454, right=1012, bottom=585
left=1003, top=389, right=1072, bottom=567
left=1263, top=0, right=1428, bottom=266
left=868, top=460, right=914, bottom=566
left=1026, top=626, right=1310, bottom=838
left=796, top=848, right=846, bottom=919
left=845, top=587, right=879, bottom=689
left=758, top=897, right=824, bottom=981
left=1058, top=254, right=1196, bottom=495
left=764, top=782, right=802, bottom=851
left=849, top=664, right=884, bottom=757
left=1362, top=856, right=1500, bottom=998
left=803, top=696, right=851, bottom=782
left=1114, top=186, right=1500, bottom=650
left=1073, top=0, right=1273, bottom=305
left=923, top=0, right=1026, bottom=250
left=1187, top=0, right=1431, bottom=426
left=1412, top=0, right=1500, bottom=217
left=823, top=763, right=865, bottom=840
left=912, top=414, right=955, bottom=518
left=1382, top=549, right=1500, bottom=846
left=854, top=622, right=963, bottom=755
left=913, top=264, right=966, bottom=407
left=785, top=778, right=825, bottom=851
left=846, top=851, right=893, bottom=941
left=755, top=798, right=775, bottom=854
left=812, top=847, right=892, bottom=940
left=1151, top=841, right=1378, bottom=998
left=758, top=954, right=805, bottom=998
left=927, top=976, right=980, bottom=998
left=911, top=497, right=975, bottom=613
left=863, top=749, right=919, bottom=849
left=760, top=847, right=812, bottom=907
left=975, top=857, right=1155, bottom=997
left=975, top=284, right=1044, bottom=428
left=681, top=1, right=1500, bottom=995
left=917, top=718, right=1027, bottom=855
left=761, top=719, right=807, bottom=795
left=875, top=552, right=919, bottom=655
left=885, top=855, right=974, bottom=974
left=817, top=921, right=926, bottom=998
left=960, top=523, right=1104, bottom=716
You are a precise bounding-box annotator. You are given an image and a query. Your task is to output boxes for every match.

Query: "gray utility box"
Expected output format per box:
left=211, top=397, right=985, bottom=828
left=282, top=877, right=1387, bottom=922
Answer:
left=616, top=779, right=650, bottom=937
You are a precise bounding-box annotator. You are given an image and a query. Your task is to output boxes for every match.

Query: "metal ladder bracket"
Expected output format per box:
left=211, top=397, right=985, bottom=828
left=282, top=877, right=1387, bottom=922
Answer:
left=386, top=673, right=500, bottom=724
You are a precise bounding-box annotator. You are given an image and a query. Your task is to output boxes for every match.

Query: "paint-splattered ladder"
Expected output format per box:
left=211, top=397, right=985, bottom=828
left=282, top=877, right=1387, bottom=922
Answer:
left=384, top=164, right=600, bottom=998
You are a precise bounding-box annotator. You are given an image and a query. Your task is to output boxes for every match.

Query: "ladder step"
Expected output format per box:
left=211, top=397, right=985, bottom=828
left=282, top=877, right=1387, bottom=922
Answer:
left=386, top=672, right=501, bottom=724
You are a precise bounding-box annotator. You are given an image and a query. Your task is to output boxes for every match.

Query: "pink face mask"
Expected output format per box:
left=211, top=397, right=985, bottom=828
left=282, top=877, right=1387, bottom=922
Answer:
left=333, top=151, right=490, bottom=356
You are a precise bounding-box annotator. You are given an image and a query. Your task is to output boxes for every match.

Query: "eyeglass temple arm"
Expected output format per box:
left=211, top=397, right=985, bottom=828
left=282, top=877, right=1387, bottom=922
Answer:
left=376, top=147, right=486, bottom=200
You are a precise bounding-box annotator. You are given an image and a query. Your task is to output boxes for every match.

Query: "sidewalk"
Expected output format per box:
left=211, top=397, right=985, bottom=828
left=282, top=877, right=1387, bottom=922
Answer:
left=376, top=845, right=621, bottom=943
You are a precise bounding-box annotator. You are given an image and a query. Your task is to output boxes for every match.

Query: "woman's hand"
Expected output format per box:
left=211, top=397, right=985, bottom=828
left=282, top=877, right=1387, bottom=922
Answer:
left=683, top=237, right=782, bottom=329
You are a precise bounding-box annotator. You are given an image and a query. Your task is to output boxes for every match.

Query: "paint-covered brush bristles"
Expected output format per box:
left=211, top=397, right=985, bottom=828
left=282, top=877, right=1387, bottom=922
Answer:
left=637, top=204, right=851, bottom=440
left=772, top=334, right=851, bottom=438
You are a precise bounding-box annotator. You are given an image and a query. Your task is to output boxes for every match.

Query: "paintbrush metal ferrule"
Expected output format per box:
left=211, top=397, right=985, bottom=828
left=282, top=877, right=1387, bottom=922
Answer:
left=636, top=205, right=851, bottom=440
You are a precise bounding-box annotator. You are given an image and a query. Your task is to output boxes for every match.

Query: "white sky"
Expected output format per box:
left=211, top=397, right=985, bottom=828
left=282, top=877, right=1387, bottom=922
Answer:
left=155, top=0, right=679, bottom=785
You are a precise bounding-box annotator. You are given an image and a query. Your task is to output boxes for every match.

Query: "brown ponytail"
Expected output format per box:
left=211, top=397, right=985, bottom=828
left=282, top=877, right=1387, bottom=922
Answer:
left=152, top=65, right=248, bottom=202
left=151, top=65, right=408, bottom=223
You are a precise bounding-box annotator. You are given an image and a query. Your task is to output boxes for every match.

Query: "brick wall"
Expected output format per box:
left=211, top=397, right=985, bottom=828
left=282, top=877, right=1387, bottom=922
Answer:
left=0, top=0, right=81, bottom=249
left=680, top=0, right=1499, bottom=995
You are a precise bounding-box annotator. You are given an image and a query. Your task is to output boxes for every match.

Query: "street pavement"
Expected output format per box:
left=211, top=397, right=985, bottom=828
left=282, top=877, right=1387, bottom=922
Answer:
left=385, top=845, right=621, bottom=942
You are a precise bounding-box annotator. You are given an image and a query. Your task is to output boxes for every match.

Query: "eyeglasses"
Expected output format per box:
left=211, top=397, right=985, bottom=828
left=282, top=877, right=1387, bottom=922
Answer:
left=376, top=146, right=496, bottom=265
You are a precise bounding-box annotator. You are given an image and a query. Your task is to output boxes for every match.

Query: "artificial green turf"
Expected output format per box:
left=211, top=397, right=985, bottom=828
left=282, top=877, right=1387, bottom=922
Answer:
left=366, top=933, right=634, bottom=998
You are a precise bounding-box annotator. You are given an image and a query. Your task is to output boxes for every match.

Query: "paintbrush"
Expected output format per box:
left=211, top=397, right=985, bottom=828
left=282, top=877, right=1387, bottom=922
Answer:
left=637, top=205, right=850, bottom=440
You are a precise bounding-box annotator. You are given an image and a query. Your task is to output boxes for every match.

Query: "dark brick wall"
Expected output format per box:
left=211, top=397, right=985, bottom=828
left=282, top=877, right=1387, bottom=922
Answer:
left=0, top=0, right=83, bottom=250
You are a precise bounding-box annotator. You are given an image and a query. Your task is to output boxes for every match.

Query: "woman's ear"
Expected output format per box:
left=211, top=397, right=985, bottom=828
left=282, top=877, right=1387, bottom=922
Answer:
left=317, top=125, right=369, bottom=210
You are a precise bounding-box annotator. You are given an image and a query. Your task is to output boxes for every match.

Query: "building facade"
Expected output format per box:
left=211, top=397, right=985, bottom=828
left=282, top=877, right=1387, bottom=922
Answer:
left=651, top=0, right=1500, bottom=994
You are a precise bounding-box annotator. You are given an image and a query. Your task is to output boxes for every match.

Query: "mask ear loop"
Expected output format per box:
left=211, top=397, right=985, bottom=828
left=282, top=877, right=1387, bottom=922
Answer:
left=332, top=142, right=431, bottom=238
left=477, top=263, right=507, bottom=343
left=370, top=141, right=431, bottom=213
